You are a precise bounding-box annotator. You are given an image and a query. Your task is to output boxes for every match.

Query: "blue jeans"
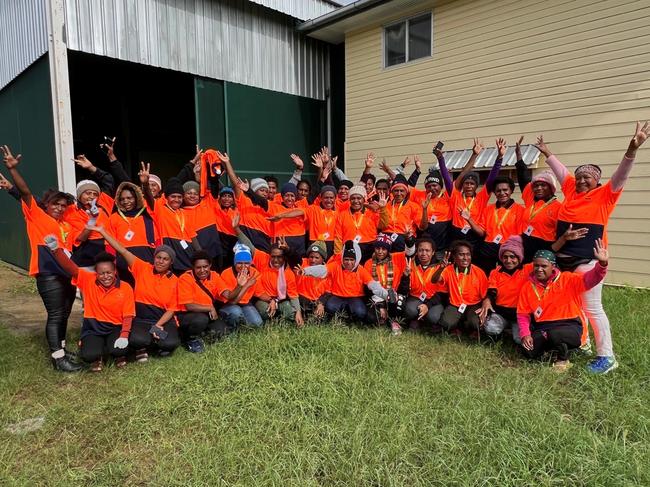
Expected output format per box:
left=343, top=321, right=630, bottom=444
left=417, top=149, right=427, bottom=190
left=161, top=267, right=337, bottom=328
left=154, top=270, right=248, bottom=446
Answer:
left=325, top=296, right=367, bottom=322
left=219, top=304, right=263, bottom=328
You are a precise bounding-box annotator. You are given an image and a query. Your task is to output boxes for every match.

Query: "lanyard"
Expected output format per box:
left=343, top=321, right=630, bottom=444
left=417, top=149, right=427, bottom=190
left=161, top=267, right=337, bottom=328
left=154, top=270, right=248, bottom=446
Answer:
left=462, top=195, right=475, bottom=213
left=322, top=210, right=333, bottom=229
left=166, top=204, right=185, bottom=234
left=390, top=200, right=405, bottom=224
left=414, top=264, right=435, bottom=289
left=531, top=273, right=561, bottom=301
left=455, top=266, right=469, bottom=297
left=376, top=263, right=387, bottom=288
left=495, top=207, right=511, bottom=230
left=352, top=211, right=364, bottom=230
left=117, top=206, right=146, bottom=227
left=527, top=196, right=557, bottom=222
left=58, top=222, right=69, bottom=243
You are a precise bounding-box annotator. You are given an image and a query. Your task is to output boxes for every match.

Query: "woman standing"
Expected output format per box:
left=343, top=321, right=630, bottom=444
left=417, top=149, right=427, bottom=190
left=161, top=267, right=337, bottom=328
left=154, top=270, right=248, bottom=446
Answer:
left=1, top=146, right=80, bottom=372
left=536, top=121, right=649, bottom=374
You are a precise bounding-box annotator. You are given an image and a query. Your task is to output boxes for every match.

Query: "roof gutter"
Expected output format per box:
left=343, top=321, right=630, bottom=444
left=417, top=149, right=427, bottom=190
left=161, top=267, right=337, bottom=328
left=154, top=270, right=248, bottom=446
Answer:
left=297, top=0, right=390, bottom=34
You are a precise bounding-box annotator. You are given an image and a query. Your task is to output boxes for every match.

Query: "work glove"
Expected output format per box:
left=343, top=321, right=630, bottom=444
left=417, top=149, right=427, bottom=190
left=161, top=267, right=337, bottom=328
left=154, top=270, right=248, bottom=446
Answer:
left=114, top=337, right=129, bottom=349
left=44, top=234, right=59, bottom=251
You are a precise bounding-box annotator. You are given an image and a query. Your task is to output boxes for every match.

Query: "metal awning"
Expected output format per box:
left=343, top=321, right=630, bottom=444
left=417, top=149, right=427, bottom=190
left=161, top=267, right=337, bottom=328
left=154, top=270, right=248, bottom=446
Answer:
left=442, top=144, right=540, bottom=171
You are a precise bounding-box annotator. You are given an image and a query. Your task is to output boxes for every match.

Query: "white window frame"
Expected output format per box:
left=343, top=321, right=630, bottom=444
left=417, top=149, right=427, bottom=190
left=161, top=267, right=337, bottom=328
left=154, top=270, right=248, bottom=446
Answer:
left=382, top=11, right=433, bottom=69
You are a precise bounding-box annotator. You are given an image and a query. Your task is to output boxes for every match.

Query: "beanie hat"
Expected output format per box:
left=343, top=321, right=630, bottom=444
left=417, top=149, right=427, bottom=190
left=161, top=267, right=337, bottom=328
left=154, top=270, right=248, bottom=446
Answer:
left=338, top=179, right=354, bottom=189
left=531, top=170, right=557, bottom=194
left=498, top=235, right=524, bottom=263
left=391, top=174, right=409, bottom=192
left=149, top=174, right=162, bottom=190
left=182, top=180, right=200, bottom=193
left=251, top=178, right=269, bottom=193
left=307, top=241, right=327, bottom=260
left=280, top=182, right=297, bottom=196
left=425, top=170, right=442, bottom=187
left=575, top=164, right=602, bottom=183
left=348, top=185, right=367, bottom=199
left=461, top=171, right=479, bottom=185
left=320, top=185, right=336, bottom=196
left=76, top=179, right=100, bottom=198
left=233, top=243, right=253, bottom=264
left=154, top=244, right=176, bottom=263
left=219, top=186, right=234, bottom=196
left=343, top=240, right=357, bottom=259
left=374, top=233, right=393, bottom=250
left=164, top=177, right=184, bottom=197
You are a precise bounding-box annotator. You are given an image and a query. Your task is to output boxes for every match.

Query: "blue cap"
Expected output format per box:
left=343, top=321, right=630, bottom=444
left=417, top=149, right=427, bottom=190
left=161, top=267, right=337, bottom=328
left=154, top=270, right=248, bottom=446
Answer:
left=233, top=243, right=252, bottom=264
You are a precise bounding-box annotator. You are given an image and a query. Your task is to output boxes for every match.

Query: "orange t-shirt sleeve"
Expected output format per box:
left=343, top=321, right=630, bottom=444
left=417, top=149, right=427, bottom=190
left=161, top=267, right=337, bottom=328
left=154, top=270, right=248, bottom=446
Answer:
left=177, top=273, right=195, bottom=305
left=358, top=266, right=373, bottom=285
left=72, top=268, right=94, bottom=291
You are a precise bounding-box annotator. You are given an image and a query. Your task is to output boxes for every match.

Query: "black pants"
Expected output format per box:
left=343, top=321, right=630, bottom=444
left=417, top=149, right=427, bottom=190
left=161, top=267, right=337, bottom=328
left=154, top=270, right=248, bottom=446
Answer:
left=36, top=274, right=76, bottom=353
left=403, top=296, right=444, bottom=330
left=80, top=328, right=127, bottom=363
left=439, top=303, right=482, bottom=333
left=177, top=312, right=229, bottom=341
left=522, top=321, right=582, bottom=361
left=129, top=318, right=180, bottom=352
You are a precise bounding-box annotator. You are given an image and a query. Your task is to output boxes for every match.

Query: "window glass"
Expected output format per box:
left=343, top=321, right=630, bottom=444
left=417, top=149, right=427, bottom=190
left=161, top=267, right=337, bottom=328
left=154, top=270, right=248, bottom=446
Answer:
left=408, top=14, right=431, bottom=61
left=385, top=22, right=406, bottom=67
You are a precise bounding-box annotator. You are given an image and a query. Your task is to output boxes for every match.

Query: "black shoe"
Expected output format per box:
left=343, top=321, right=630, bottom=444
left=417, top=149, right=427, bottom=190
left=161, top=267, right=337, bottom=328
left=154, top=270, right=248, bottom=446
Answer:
left=64, top=349, right=79, bottom=363
left=52, top=356, right=83, bottom=373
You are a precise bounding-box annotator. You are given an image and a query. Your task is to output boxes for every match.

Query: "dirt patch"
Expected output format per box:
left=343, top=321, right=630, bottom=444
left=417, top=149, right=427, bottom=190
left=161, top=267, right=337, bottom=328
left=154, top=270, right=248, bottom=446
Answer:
left=0, top=262, right=82, bottom=335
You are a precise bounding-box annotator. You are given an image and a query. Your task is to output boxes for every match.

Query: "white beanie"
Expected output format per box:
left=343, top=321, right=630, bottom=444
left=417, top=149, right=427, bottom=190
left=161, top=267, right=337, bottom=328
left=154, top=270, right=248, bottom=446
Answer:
left=251, top=178, right=269, bottom=192
left=348, top=185, right=367, bottom=199
left=76, top=179, right=100, bottom=198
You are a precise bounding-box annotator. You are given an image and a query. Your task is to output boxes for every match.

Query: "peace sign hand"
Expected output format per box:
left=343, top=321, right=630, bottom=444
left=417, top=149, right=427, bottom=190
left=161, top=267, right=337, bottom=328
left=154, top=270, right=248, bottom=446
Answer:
left=138, top=161, right=151, bottom=185
left=1, top=145, right=22, bottom=169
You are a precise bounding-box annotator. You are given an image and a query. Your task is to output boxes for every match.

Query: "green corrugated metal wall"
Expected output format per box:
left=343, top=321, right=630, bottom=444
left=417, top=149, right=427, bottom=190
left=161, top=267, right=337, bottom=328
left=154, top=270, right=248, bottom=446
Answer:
left=195, top=78, right=326, bottom=180
left=0, top=55, right=58, bottom=270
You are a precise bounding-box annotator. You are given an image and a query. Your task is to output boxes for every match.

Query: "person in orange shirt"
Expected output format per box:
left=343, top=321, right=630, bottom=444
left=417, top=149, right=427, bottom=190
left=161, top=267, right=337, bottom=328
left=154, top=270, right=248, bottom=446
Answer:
left=265, top=176, right=279, bottom=201
left=46, top=237, right=135, bottom=372
left=294, top=241, right=330, bottom=318
left=384, top=174, right=421, bottom=252
left=513, top=137, right=561, bottom=262
left=218, top=243, right=263, bottom=328
left=1, top=146, right=80, bottom=372
left=299, top=240, right=389, bottom=323
left=334, top=185, right=388, bottom=263
left=435, top=240, right=488, bottom=336
left=91, top=225, right=181, bottom=361
left=461, top=175, right=525, bottom=273
left=479, top=236, right=530, bottom=344
left=267, top=182, right=307, bottom=257
left=517, top=242, right=609, bottom=371
left=363, top=233, right=408, bottom=331
left=417, top=170, right=452, bottom=257
left=177, top=251, right=235, bottom=352
left=400, top=237, right=445, bottom=335
left=213, top=186, right=238, bottom=269
left=182, top=180, right=222, bottom=267
left=107, top=181, right=158, bottom=286
left=65, top=179, right=112, bottom=269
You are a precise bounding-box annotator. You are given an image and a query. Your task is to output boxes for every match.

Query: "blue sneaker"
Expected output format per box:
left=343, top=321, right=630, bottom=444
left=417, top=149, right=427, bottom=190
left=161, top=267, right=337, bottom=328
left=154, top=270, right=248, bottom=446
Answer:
left=587, top=356, right=618, bottom=375
left=185, top=338, right=205, bottom=353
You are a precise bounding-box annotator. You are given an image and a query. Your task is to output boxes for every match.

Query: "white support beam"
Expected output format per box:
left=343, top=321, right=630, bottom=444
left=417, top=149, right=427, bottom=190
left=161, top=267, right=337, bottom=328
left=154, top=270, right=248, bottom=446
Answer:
left=45, top=0, right=76, bottom=194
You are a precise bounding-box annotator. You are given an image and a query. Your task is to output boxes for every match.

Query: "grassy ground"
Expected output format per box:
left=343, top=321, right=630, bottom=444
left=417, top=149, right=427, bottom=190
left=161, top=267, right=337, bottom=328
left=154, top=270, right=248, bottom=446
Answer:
left=1, top=286, right=649, bottom=486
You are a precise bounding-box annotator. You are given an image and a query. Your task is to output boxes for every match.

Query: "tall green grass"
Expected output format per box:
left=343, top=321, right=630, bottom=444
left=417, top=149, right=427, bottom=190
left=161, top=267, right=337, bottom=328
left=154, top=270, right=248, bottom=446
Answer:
left=0, top=287, right=648, bottom=486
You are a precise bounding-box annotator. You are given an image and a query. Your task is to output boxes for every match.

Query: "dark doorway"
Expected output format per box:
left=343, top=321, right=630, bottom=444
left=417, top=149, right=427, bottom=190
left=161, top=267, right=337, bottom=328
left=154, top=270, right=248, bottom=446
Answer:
left=68, top=51, right=197, bottom=187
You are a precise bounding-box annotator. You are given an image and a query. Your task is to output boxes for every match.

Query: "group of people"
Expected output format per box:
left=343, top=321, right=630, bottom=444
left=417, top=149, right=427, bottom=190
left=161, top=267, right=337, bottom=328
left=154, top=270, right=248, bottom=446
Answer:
left=1, top=121, right=647, bottom=375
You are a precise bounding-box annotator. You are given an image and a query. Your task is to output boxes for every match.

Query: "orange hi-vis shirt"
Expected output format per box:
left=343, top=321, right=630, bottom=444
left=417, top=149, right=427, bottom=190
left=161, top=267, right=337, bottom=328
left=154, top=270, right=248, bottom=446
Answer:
left=252, top=251, right=298, bottom=299
left=304, top=204, right=337, bottom=242
left=480, top=202, right=525, bottom=243
left=108, top=207, right=158, bottom=254
left=129, top=257, right=179, bottom=322
left=296, top=198, right=309, bottom=209
left=450, top=186, right=490, bottom=229
left=64, top=203, right=111, bottom=245
left=177, top=270, right=227, bottom=310
left=98, top=192, right=115, bottom=212
left=335, top=208, right=380, bottom=245
left=517, top=270, right=587, bottom=324
left=408, top=261, right=444, bottom=300
left=488, top=263, right=533, bottom=308
left=21, top=198, right=73, bottom=277
left=297, top=257, right=329, bottom=301
left=268, top=201, right=307, bottom=238
left=73, top=269, right=135, bottom=338
left=385, top=199, right=421, bottom=235
left=209, top=195, right=237, bottom=237
left=519, top=185, right=561, bottom=242
left=326, top=261, right=373, bottom=298
left=220, top=266, right=260, bottom=305
left=363, top=252, right=407, bottom=291
left=154, top=197, right=195, bottom=241
left=183, top=199, right=217, bottom=236
left=237, top=192, right=273, bottom=237
left=440, top=264, right=488, bottom=306
left=420, top=192, right=452, bottom=224
left=556, top=176, right=621, bottom=260
left=336, top=197, right=351, bottom=212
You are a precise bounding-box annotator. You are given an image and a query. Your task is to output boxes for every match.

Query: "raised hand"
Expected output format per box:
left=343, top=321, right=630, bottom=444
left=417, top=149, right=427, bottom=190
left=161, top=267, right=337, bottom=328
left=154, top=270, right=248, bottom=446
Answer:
left=365, top=152, right=375, bottom=169
left=515, top=135, right=524, bottom=159
left=535, top=135, right=552, bottom=158
left=74, top=154, right=96, bottom=171
left=593, top=238, right=609, bottom=264
left=472, top=138, right=484, bottom=156
left=293, top=264, right=305, bottom=276
left=320, top=147, right=331, bottom=164
left=376, top=190, right=389, bottom=208
left=0, top=172, right=12, bottom=190
left=276, top=235, right=288, bottom=250
left=379, top=158, right=391, bottom=174
left=331, top=155, right=338, bottom=169
left=423, top=192, right=432, bottom=209
left=216, top=150, right=230, bottom=166
left=100, top=136, right=116, bottom=160
left=402, top=156, right=411, bottom=168
left=236, top=177, right=249, bottom=192
left=236, top=268, right=250, bottom=287
left=321, top=163, right=332, bottom=181
left=563, top=224, right=588, bottom=241
left=290, top=153, right=304, bottom=171
left=138, top=161, right=151, bottom=185
left=311, top=153, right=323, bottom=169
left=1, top=146, right=21, bottom=169
left=190, top=145, right=203, bottom=166
left=439, top=250, right=451, bottom=267
left=627, top=121, right=650, bottom=156
left=495, top=137, right=507, bottom=158
left=414, top=154, right=422, bottom=172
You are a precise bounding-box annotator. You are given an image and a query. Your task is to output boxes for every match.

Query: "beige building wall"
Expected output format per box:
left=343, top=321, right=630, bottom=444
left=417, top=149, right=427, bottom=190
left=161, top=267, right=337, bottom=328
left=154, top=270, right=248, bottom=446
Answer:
left=343, top=0, right=650, bottom=287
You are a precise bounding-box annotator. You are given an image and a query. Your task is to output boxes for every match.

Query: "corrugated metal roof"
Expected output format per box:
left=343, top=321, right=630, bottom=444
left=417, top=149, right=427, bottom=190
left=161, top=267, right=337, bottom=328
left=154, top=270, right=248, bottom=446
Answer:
left=63, top=0, right=329, bottom=100
left=248, top=0, right=338, bottom=21
left=0, top=0, right=48, bottom=90
left=442, top=144, right=540, bottom=171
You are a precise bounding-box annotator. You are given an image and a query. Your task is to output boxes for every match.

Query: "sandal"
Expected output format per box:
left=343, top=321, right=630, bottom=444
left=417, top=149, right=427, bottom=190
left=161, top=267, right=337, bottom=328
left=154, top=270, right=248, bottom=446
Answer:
left=115, top=356, right=127, bottom=369
left=90, top=359, right=103, bottom=373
